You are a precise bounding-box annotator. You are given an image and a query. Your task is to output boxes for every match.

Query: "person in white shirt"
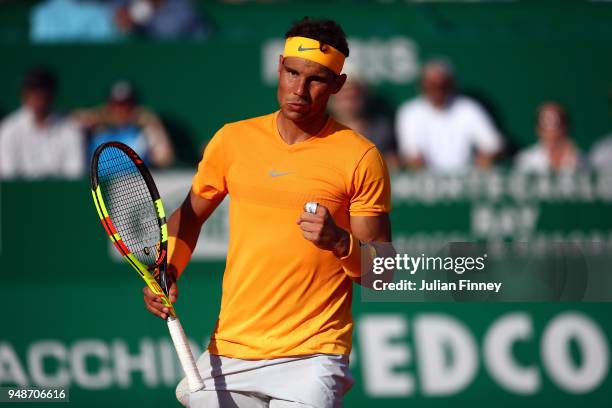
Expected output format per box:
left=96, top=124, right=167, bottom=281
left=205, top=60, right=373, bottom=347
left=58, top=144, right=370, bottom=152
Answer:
left=590, top=135, right=612, bottom=172
left=589, top=88, right=612, bottom=173
left=0, top=68, right=84, bottom=180
left=396, top=59, right=503, bottom=173
left=515, top=102, right=584, bottom=174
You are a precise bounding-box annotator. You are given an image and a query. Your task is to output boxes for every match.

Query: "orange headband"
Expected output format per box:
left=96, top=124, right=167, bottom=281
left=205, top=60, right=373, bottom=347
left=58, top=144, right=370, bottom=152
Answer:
left=283, top=36, right=346, bottom=75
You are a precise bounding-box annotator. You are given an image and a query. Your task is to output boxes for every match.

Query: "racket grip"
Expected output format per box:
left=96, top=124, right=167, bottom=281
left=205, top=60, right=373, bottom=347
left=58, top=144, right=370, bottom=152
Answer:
left=167, top=316, right=204, bottom=393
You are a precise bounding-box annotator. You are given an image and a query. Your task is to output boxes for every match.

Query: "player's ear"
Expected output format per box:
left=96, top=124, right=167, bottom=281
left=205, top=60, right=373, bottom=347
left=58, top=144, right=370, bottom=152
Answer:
left=278, top=55, right=284, bottom=74
left=331, top=74, right=347, bottom=95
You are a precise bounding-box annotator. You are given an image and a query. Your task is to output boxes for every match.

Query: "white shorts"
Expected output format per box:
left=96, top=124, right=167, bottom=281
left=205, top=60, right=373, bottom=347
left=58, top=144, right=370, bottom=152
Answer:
left=176, top=351, right=353, bottom=408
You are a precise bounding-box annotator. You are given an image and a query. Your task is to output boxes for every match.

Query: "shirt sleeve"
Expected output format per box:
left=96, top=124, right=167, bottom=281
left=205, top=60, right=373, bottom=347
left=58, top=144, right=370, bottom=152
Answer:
left=395, top=103, right=423, bottom=159
left=349, top=146, right=391, bottom=216
left=0, top=120, right=18, bottom=179
left=60, top=120, right=85, bottom=179
left=140, top=109, right=175, bottom=168
left=191, top=127, right=228, bottom=201
left=515, top=145, right=548, bottom=173
left=467, top=101, right=503, bottom=154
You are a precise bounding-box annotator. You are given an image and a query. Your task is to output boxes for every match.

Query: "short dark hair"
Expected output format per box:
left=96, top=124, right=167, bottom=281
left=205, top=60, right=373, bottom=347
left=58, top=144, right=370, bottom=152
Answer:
left=285, top=17, right=349, bottom=57
left=538, top=101, right=569, bottom=129
left=22, top=67, right=57, bottom=93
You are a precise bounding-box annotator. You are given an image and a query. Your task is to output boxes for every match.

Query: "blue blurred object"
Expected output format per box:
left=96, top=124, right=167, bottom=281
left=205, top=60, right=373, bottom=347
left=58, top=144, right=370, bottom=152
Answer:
left=31, top=0, right=120, bottom=43
left=111, top=0, right=207, bottom=40
left=88, top=125, right=149, bottom=165
left=145, top=0, right=205, bottom=39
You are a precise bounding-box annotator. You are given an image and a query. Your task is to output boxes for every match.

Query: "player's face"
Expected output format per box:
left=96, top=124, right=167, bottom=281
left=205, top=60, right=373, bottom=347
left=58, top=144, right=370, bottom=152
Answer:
left=421, top=69, right=453, bottom=107
left=22, top=89, right=53, bottom=117
left=277, top=56, right=345, bottom=124
left=109, top=101, right=135, bottom=125
left=537, top=107, right=567, bottom=145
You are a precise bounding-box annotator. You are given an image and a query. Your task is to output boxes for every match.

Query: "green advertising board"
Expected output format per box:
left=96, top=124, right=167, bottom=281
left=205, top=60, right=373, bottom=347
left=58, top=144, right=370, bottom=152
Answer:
left=1, top=171, right=611, bottom=407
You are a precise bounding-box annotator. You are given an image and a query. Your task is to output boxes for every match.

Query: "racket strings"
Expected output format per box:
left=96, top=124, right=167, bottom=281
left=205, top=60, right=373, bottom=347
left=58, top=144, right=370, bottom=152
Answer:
left=97, top=146, right=161, bottom=266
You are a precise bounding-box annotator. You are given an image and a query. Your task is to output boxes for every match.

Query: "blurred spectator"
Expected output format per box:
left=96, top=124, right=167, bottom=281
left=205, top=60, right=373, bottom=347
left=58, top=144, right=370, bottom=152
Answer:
left=589, top=87, right=612, bottom=172
left=396, top=59, right=503, bottom=173
left=590, top=136, right=612, bottom=172
left=329, top=79, right=399, bottom=170
left=31, top=0, right=120, bottom=43
left=0, top=68, right=84, bottom=179
left=515, top=102, right=584, bottom=173
left=112, top=0, right=208, bottom=40
left=73, top=80, right=174, bottom=168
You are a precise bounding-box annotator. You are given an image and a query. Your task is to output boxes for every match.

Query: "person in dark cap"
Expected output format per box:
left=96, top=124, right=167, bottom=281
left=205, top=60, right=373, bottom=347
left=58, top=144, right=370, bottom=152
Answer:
left=73, top=80, right=174, bottom=167
left=0, top=67, right=84, bottom=179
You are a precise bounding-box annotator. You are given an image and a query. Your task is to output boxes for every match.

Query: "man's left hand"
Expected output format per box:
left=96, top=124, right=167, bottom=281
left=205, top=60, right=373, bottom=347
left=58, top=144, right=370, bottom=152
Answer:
left=297, top=204, right=350, bottom=257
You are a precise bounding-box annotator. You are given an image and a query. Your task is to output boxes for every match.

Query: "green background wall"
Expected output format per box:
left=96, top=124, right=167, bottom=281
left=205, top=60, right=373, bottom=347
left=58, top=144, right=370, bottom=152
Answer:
left=2, top=174, right=612, bottom=406
left=2, top=1, right=612, bottom=407
left=1, top=1, right=612, bottom=163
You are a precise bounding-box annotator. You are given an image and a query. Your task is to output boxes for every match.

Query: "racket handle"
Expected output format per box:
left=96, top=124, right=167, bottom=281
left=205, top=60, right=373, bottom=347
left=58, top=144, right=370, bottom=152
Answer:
left=167, top=316, right=205, bottom=393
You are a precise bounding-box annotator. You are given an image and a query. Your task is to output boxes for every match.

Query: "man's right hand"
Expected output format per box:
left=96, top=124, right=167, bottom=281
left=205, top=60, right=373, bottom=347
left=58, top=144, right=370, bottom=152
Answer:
left=143, top=280, right=178, bottom=320
left=141, top=190, right=223, bottom=320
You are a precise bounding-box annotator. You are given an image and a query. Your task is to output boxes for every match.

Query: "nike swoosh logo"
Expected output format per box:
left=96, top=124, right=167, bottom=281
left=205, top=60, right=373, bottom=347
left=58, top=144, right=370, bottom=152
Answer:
left=269, top=170, right=290, bottom=177
left=298, top=45, right=319, bottom=52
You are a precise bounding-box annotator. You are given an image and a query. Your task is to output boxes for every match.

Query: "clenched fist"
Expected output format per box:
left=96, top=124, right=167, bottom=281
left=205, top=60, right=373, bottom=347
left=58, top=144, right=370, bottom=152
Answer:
left=297, top=203, right=350, bottom=257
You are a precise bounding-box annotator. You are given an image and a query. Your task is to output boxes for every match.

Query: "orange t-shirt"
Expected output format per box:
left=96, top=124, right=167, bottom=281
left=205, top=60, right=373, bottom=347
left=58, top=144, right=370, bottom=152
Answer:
left=192, top=111, right=391, bottom=359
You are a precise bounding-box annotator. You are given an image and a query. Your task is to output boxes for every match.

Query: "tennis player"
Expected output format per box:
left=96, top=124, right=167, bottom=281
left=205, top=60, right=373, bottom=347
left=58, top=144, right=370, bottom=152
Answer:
left=143, top=17, right=392, bottom=407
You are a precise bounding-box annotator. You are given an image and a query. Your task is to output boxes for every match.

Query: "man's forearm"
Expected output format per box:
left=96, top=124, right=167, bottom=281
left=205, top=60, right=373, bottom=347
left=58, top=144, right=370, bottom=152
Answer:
left=335, top=230, right=395, bottom=286
left=166, top=192, right=224, bottom=279
left=338, top=213, right=394, bottom=286
left=166, top=201, right=204, bottom=279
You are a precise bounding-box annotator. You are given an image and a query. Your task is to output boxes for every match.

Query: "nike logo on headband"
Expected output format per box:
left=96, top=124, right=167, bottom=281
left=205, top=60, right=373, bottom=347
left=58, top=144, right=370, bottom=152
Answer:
left=298, top=45, right=319, bottom=52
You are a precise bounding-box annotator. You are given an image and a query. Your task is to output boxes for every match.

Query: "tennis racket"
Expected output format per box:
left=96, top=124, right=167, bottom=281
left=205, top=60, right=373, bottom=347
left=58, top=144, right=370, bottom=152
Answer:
left=90, top=141, right=204, bottom=393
